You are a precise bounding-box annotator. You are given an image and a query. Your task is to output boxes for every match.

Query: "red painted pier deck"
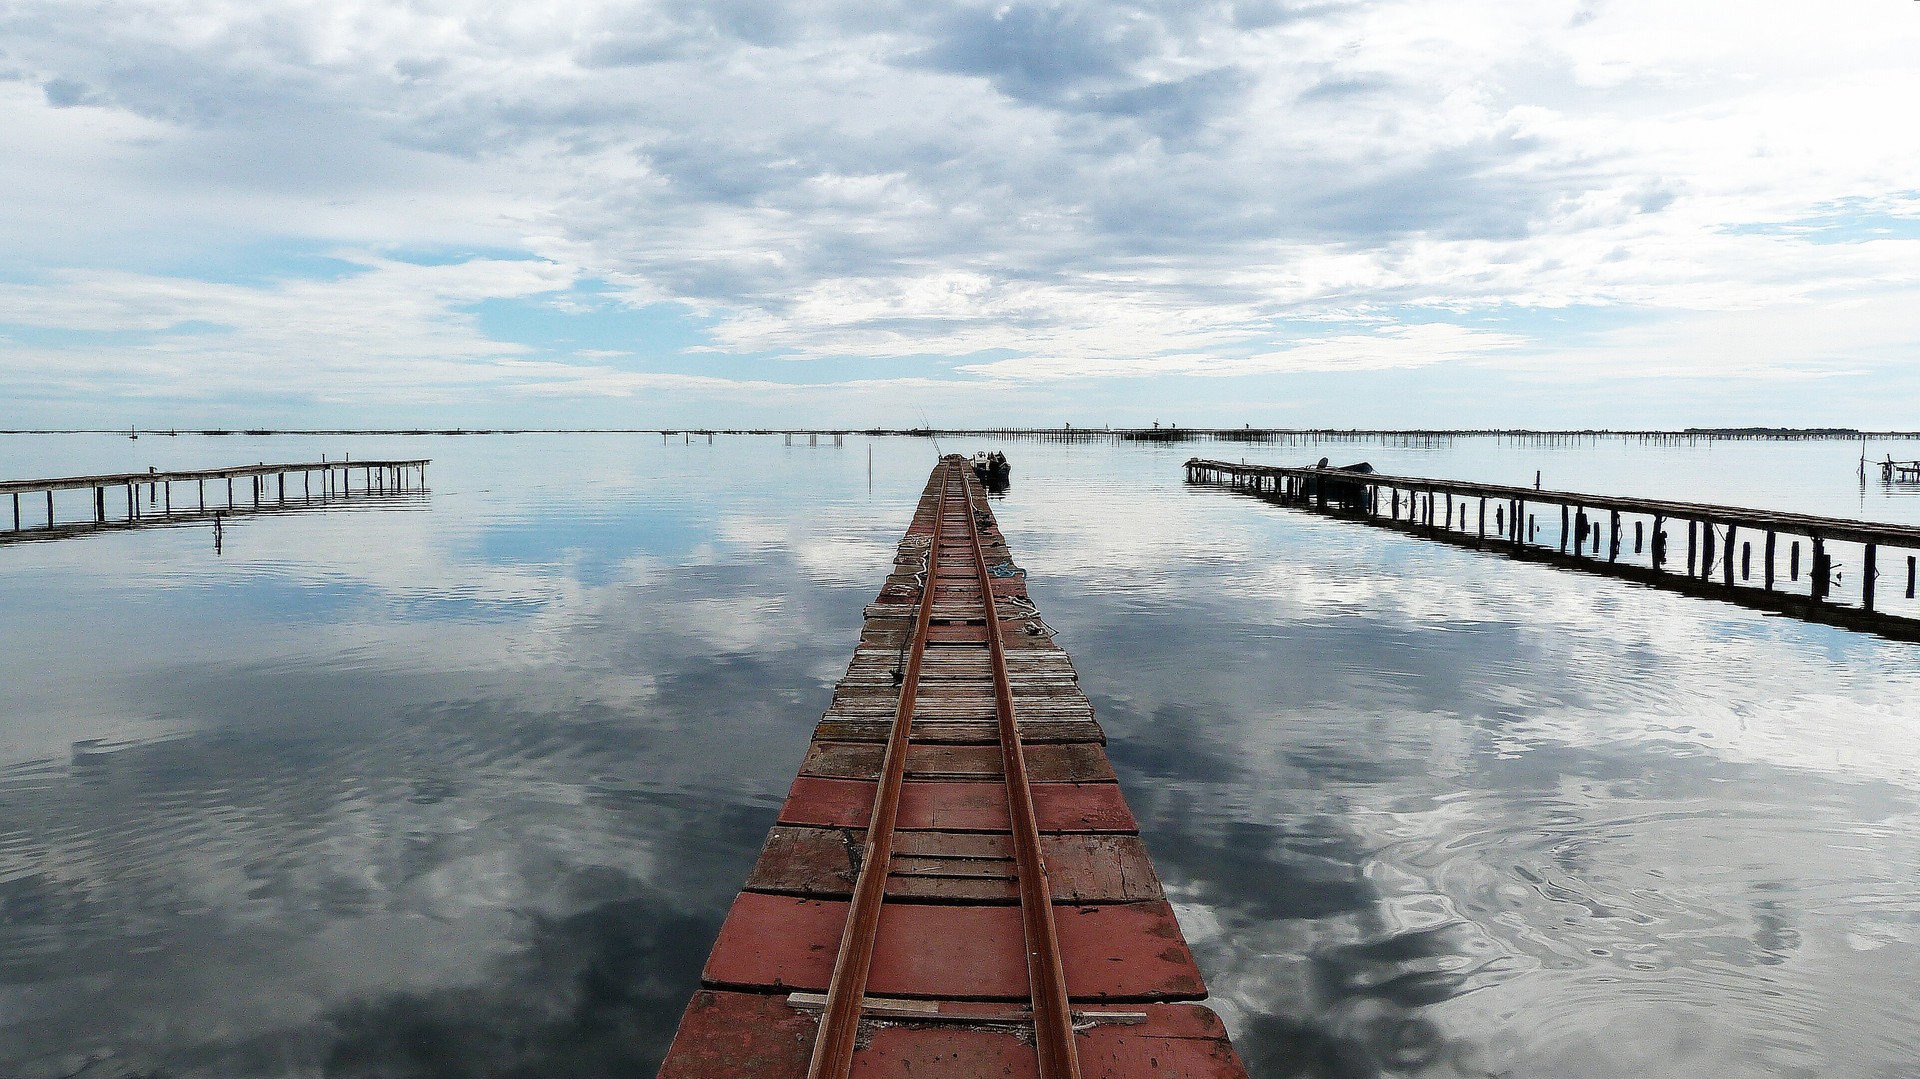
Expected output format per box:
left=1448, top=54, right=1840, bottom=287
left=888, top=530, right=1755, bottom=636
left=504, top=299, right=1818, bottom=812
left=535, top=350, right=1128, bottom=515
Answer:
left=658, top=457, right=1248, bottom=1079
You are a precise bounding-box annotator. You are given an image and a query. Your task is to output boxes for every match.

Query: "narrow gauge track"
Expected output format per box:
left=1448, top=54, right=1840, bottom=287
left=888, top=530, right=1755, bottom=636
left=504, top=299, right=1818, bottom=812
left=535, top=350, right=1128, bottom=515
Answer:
left=659, top=457, right=1247, bottom=1078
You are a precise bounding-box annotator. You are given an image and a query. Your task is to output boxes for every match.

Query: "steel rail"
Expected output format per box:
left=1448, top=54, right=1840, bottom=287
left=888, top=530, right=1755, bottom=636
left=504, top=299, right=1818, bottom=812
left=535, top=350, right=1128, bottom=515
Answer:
left=805, top=459, right=957, bottom=1079
left=960, top=469, right=1083, bottom=1078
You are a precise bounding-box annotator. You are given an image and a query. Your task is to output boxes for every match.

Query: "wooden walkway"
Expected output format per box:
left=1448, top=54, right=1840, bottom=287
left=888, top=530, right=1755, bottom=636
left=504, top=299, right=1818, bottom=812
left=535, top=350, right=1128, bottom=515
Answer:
left=2, top=460, right=427, bottom=539
left=1188, top=458, right=1920, bottom=637
left=658, top=457, right=1247, bottom=1079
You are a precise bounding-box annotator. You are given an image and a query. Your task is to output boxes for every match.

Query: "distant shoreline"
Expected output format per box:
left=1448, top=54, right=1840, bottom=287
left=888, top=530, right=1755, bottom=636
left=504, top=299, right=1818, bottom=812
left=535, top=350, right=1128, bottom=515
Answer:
left=2, top=427, right=1916, bottom=440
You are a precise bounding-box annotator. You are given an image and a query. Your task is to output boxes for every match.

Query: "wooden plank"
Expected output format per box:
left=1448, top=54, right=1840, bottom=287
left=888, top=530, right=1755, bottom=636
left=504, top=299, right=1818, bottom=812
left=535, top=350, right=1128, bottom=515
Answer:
left=778, top=776, right=1137, bottom=834
left=703, top=894, right=1206, bottom=1003
left=801, top=742, right=1116, bottom=783
left=659, top=992, right=1247, bottom=1079
left=746, top=825, right=1165, bottom=904
left=813, top=718, right=1104, bottom=745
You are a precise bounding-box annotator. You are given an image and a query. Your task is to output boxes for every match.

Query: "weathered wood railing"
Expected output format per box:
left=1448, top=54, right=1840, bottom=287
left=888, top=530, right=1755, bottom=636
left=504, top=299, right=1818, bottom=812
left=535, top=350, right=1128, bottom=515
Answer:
left=3, top=459, right=428, bottom=540
left=1186, top=458, right=1920, bottom=637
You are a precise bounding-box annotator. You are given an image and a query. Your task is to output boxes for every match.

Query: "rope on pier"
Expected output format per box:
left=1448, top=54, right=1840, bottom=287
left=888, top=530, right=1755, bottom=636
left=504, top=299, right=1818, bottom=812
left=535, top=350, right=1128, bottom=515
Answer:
left=1006, top=595, right=1057, bottom=639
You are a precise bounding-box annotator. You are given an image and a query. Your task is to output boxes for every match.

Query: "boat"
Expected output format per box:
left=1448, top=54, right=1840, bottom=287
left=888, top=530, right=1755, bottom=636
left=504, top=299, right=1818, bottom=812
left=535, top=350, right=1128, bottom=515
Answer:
left=971, top=450, right=1010, bottom=481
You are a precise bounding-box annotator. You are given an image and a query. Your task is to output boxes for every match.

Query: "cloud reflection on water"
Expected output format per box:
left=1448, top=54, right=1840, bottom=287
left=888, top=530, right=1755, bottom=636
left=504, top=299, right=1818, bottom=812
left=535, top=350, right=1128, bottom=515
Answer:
left=2, top=435, right=1919, bottom=1078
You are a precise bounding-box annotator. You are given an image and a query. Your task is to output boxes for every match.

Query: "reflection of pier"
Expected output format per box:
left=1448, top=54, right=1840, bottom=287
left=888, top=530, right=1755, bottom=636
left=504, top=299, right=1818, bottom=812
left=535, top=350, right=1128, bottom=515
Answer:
left=2, top=459, right=429, bottom=544
left=1188, top=458, right=1920, bottom=640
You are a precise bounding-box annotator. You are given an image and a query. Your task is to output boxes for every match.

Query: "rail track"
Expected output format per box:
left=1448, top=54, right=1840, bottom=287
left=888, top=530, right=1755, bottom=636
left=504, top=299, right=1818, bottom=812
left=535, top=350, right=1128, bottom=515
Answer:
left=659, top=456, right=1246, bottom=1077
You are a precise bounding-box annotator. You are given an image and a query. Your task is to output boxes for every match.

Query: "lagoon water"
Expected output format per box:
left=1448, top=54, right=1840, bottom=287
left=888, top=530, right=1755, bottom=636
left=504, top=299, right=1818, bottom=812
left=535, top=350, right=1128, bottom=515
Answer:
left=3, top=433, right=1919, bottom=1078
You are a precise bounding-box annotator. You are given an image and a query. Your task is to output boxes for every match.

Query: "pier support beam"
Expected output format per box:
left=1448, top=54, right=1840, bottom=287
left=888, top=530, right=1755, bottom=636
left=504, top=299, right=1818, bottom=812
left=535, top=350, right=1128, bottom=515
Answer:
left=1864, top=544, right=1877, bottom=612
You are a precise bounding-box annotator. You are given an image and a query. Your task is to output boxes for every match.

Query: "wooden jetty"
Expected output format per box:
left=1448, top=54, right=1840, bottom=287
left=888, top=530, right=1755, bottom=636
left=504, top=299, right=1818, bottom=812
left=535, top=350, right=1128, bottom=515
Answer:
left=658, top=457, right=1248, bottom=1079
left=1, top=460, right=428, bottom=540
left=1187, top=458, right=1920, bottom=638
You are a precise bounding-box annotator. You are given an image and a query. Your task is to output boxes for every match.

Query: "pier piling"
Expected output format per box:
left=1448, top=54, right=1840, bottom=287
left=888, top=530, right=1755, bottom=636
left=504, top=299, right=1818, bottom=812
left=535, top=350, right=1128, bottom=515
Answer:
left=0, top=459, right=429, bottom=545
left=1187, top=459, right=1920, bottom=639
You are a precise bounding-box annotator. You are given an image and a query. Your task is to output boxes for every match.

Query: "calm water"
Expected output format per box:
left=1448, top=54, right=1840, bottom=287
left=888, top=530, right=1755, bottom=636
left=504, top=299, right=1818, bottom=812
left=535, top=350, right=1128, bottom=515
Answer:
left=3, top=433, right=1918, bottom=1079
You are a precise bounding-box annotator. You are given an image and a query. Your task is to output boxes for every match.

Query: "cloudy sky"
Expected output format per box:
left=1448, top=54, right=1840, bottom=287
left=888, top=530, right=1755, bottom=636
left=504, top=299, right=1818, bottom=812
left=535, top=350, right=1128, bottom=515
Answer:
left=2, top=0, right=1917, bottom=429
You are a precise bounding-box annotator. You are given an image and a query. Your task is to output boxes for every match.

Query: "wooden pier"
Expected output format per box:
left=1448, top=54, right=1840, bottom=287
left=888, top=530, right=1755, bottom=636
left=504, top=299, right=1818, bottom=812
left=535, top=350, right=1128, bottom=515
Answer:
left=1881, top=459, right=1920, bottom=484
left=1187, top=458, right=1920, bottom=638
left=1, top=460, right=428, bottom=541
left=658, top=457, right=1247, bottom=1079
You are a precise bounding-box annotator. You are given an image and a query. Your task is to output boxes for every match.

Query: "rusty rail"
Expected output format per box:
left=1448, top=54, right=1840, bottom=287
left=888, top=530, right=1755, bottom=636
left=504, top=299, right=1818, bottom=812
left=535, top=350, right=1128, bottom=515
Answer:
left=963, top=472, right=1082, bottom=1077
left=805, top=460, right=956, bottom=1079
left=804, top=457, right=1081, bottom=1079
left=658, top=456, right=1246, bottom=1077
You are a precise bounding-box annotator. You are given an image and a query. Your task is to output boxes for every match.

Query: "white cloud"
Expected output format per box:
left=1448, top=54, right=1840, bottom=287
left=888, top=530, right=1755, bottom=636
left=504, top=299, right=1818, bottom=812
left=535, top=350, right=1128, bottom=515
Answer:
left=3, top=0, right=1920, bottom=421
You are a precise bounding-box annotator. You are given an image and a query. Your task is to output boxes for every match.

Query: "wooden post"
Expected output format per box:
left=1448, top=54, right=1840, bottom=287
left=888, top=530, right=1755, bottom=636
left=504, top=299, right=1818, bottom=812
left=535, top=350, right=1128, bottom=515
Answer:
left=1763, top=532, right=1775, bottom=590
left=1478, top=496, right=1486, bottom=539
left=47, top=490, right=54, bottom=527
left=1528, top=512, right=1535, bottom=543
left=1741, top=541, right=1751, bottom=582
left=1703, top=521, right=1716, bottom=580
left=127, top=482, right=136, bottom=520
left=1907, top=555, right=1916, bottom=600
left=198, top=479, right=205, bottom=511
left=1635, top=520, right=1644, bottom=555
left=278, top=473, right=285, bottom=502
left=1497, top=504, right=1504, bottom=535
left=94, top=486, right=103, bottom=523
left=1863, top=543, right=1877, bottom=612
left=1445, top=492, right=1453, bottom=530
left=1561, top=504, right=1570, bottom=552
left=1609, top=510, right=1620, bottom=562
left=164, top=482, right=171, bottom=514
left=1652, top=516, right=1666, bottom=567
left=228, top=477, right=234, bottom=506
left=1724, top=524, right=1736, bottom=586
left=1391, top=489, right=1399, bottom=519
left=1791, top=541, right=1800, bottom=581
left=10, top=492, right=17, bottom=530
left=1812, top=537, right=1828, bottom=600
left=1574, top=508, right=1586, bottom=556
